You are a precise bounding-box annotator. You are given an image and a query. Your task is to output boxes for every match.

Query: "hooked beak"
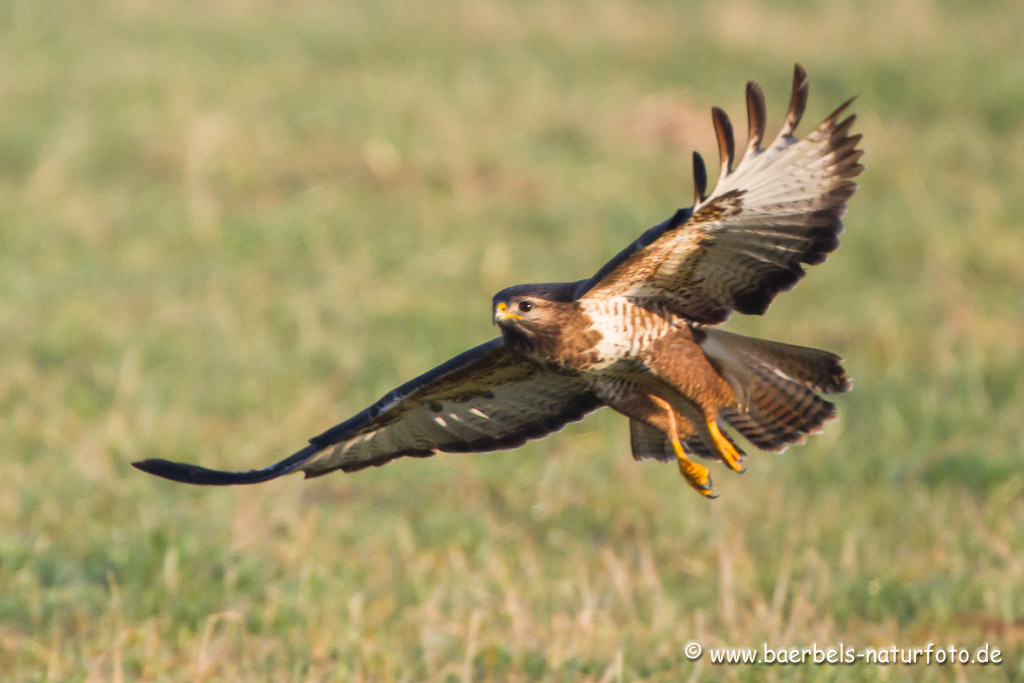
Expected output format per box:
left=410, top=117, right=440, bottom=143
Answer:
left=494, top=301, right=522, bottom=325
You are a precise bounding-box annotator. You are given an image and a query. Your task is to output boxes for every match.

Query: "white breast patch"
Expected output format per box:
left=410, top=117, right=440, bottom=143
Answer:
left=579, top=298, right=675, bottom=369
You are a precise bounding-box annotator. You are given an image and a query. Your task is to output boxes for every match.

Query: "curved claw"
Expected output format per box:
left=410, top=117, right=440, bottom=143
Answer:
left=689, top=471, right=718, bottom=499
left=670, top=436, right=717, bottom=498
left=706, top=417, right=745, bottom=473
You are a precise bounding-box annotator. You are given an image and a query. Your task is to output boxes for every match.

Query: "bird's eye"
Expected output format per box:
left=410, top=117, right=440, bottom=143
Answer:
left=518, top=301, right=533, bottom=313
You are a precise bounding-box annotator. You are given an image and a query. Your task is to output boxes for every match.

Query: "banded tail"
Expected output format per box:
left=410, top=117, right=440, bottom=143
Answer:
left=700, top=328, right=851, bottom=452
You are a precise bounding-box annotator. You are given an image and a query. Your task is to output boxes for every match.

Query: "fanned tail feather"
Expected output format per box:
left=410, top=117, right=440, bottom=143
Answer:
left=718, top=370, right=836, bottom=452
left=700, top=328, right=850, bottom=453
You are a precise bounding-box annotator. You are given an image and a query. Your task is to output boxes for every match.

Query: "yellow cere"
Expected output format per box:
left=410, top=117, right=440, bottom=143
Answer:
left=497, top=302, right=523, bottom=320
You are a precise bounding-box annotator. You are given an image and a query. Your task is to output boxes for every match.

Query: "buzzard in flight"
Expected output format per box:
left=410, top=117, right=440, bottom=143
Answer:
left=135, top=65, right=862, bottom=497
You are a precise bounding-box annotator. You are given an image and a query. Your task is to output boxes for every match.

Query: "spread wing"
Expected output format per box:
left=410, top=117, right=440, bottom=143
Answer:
left=132, top=339, right=603, bottom=485
left=578, top=65, right=864, bottom=324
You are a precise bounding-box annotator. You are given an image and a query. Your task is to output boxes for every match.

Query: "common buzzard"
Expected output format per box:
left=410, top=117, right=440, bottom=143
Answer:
left=134, top=65, right=862, bottom=498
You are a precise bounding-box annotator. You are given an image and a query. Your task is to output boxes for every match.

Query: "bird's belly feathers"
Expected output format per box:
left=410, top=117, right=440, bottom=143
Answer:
left=576, top=298, right=680, bottom=369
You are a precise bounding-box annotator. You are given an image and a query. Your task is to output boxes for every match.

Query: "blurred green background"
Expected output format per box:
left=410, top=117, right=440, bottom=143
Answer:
left=2, top=0, right=1022, bottom=679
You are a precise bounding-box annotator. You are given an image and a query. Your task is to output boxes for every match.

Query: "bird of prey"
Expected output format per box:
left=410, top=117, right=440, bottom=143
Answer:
left=134, top=65, right=862, bottom=498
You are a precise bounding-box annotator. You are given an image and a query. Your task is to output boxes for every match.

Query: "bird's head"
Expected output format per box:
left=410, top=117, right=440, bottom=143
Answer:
left=493, top=295, right=542, bottom=327
left=491, top=282, right=577, bottom=350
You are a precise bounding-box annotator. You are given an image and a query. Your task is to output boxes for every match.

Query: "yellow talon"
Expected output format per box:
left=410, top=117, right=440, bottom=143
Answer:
left=706, top=417, right=745, bottom=473
left=670, top=436, right=717, bottom=498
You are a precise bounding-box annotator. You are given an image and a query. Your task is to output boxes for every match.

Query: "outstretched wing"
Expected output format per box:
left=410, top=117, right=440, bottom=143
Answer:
left=132, top=338, right=602, bottom=485
left=578, top=65, right=863, bottom=324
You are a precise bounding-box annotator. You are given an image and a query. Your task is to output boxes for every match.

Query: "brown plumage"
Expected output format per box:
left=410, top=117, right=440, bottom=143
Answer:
left=133, top=65, right=861, bottom=499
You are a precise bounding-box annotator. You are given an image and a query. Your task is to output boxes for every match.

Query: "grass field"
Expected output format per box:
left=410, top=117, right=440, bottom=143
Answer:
left=2, top=0, right=1023, bottom=679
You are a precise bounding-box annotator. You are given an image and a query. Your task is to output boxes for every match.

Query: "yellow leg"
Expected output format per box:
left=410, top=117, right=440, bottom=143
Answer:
left=669, top=436, right=717, bottom=498
left=706, top=416, right=745, bottom=473
left=657, top=401, right=716, bottom=498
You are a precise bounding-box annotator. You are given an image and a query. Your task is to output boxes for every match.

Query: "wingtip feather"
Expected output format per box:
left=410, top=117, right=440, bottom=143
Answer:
left=132, top=443, right=321, bottom=486
left=744, top=80, right=766, bottom=156
left=824, top=95, right=858, bottom=128
left=781, top=63, right=809, bottom=137
left=710, top=106, right=735, bottom=181
left=692, top=151, right=708, bottom=203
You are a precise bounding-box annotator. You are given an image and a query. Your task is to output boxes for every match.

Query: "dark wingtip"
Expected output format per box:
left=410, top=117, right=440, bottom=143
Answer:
left=782, top=63, right=809, bottom=137
left=744, top=81, right=766, bottom=154
left=710, top=106, right=735, bottom=176
left=131, top=459, right=243, bottom=485
left=692, top=151, right=708, bottom=203
left=824, top=96, right=858, bottom=129
left=132, top=443, right=322, bottom=486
